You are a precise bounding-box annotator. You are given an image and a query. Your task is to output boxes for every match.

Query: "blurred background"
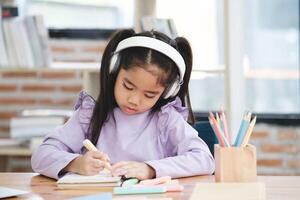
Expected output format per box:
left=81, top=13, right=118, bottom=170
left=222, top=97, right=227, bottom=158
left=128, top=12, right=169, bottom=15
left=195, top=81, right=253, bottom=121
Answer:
left=0, top=0, right=299, bottom=175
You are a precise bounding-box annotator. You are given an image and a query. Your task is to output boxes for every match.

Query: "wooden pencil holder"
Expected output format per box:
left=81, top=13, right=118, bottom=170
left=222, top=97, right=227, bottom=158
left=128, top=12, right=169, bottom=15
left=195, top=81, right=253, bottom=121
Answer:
left=214, top=144, right=257, bottom=182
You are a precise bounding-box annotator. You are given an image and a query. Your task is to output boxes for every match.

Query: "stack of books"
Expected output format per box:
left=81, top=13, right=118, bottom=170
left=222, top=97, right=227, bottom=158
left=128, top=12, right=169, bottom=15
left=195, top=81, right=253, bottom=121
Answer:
left=9, top=109, right=72, bottom=149
left=10, top=116, right=65, bottom=139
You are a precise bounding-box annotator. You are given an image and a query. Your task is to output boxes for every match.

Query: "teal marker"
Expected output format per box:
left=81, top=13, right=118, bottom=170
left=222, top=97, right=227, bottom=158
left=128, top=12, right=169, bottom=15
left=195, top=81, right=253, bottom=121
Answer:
left=122, top=178, right=139, bottom=186
left=114, top=186, right=166, bottom=195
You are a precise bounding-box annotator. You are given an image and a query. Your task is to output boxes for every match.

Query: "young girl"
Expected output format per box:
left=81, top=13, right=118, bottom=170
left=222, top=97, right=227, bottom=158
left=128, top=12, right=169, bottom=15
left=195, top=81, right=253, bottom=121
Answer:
left=31, top=29, right=215, bottom=180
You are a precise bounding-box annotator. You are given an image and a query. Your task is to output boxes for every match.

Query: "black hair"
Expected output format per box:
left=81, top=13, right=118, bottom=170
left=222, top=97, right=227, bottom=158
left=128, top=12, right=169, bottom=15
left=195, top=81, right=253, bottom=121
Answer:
left=88, top=29, right=194, bottom=145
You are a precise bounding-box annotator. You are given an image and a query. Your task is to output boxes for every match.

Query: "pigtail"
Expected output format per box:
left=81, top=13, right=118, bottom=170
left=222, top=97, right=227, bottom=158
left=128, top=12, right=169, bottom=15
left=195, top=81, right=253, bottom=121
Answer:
left=88, top=29, right=135, bottom=145
left=175, top=37, right=195, bottom=124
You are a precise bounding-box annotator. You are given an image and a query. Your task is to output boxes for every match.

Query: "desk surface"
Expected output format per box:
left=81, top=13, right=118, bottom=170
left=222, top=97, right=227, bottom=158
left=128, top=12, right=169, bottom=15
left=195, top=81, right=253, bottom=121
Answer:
left=0, top=173, right=299, bottom=200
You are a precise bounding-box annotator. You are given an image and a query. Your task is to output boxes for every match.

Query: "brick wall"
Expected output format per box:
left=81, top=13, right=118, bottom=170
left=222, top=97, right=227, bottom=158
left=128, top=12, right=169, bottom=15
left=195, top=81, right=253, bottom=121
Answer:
left=50, top=39, right=108, bottom=62
left=0, top=69, right=83, bottom=138
left=251, top=124, right=300, bottom=175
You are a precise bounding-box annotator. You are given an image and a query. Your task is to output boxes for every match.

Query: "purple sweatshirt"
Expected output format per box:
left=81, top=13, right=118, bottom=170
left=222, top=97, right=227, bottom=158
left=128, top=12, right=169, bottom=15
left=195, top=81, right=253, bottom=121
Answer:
left=31, top=91, right=215, bottom=179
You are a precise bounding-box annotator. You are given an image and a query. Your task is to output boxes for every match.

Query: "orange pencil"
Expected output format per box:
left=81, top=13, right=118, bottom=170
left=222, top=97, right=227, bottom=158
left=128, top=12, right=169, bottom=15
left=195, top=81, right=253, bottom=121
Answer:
left=241, top=116, right=257, bottom=147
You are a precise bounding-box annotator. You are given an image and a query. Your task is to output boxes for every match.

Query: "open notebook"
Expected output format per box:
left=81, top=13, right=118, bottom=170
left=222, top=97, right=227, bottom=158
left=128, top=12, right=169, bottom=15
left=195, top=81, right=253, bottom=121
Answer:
left=0, top=187, right=29, bottom=198
left=57, top=170, right=121, bottom=188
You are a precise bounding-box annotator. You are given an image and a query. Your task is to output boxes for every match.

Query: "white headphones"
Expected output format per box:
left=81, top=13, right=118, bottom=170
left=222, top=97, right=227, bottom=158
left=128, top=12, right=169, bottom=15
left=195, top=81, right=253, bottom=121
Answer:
left=109, top=36, right=186, bottom=99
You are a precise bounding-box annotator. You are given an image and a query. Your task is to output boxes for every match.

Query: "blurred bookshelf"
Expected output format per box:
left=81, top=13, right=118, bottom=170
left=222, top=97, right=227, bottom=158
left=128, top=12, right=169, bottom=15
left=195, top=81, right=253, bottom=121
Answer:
left=0, top=2, right=52, bottom=69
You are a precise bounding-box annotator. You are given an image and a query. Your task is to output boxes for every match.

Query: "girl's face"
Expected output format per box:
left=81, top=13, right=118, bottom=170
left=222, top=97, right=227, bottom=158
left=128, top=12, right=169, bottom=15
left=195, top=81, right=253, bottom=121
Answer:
left=114, top=66, right=165, bottom=115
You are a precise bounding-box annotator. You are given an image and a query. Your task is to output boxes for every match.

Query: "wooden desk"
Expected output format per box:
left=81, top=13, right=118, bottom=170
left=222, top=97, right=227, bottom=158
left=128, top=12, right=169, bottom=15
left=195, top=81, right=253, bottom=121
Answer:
left=0, top=173, right=299, bottom=200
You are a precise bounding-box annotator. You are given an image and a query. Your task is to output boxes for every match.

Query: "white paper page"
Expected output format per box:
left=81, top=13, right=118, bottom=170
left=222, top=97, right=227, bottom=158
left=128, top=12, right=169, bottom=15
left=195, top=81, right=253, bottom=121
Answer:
left=57, top=170, right=121, bottom=184
left=0, top=187, right=29, bottom=198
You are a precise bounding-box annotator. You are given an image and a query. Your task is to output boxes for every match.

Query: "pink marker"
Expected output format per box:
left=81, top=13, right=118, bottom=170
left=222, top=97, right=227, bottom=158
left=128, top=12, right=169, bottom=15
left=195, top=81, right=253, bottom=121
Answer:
left=133, top=184, right=184, bottom=192
left=139, top=176, right=172, bottom=185
left=164, top=184, right=184, bottom=192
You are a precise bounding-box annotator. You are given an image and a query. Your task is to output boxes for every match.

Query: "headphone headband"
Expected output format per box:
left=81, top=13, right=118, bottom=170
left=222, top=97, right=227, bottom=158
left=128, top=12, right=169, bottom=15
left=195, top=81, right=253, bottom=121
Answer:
left=114, top=36, right=186, bottom=83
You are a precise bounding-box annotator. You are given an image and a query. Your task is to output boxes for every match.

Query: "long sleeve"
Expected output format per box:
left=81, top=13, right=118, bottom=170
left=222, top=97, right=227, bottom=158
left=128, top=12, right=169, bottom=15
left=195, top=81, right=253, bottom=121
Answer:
left=145, top=99, right=215, bottom=178
left=31, top=91, right=94, bottom=179
left=31, top=109, right=84, bottom=179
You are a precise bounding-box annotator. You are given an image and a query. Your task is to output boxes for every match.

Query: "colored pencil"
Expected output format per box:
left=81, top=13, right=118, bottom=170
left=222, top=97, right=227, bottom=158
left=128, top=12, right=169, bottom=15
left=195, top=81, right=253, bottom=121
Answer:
left=234, top=113, right=251, bottom=147
left=241, top=116, right=257, bottom=147
left=208, top=113, right=225, bottom=147
left=220, top=111, right=231, bottom=145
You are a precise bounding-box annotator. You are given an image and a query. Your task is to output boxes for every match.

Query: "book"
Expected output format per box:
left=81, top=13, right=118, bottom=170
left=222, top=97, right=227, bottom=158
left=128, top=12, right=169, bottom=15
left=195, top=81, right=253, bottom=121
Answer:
left=57, top=171, right=121, bottom=188
left=21, top=109, right=73, bottom=118
left=10, top=116, right=65, bottom=138
left=34, top=15, right=52, bottom=67
left=2, top=18, right=18, bottom=66
left=24, top=15, right=44, bottom=67
left=12, top=17, right=35, bottom=68
left=57, top=182, right=120, bottom=189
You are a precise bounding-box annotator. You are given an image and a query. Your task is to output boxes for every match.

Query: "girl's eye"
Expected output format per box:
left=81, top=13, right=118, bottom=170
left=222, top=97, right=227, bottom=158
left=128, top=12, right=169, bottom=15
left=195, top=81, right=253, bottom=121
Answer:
left=145, top=94, right=156, bottom=99
left=123, top=82, right=133, bottom=90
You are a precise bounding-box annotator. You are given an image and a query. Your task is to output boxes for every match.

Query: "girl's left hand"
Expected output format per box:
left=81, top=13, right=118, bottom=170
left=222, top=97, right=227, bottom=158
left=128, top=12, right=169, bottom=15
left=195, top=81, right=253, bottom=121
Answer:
left=111, top=161, right=156, bottom=180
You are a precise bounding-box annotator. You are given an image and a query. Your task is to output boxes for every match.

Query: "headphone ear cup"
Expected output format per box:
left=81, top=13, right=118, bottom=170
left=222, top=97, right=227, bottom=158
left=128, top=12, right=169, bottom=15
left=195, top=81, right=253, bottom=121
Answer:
left=109, top=53, right=119, bottom=74
left=171, top=83, right=181, bottom=98
left=163, top=80, right=180, bottom=99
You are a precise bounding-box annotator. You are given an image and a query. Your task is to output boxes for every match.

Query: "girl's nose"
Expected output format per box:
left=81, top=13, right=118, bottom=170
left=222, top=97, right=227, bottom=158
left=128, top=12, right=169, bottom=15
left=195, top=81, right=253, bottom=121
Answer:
left=127, top=94, right=140, bottom=106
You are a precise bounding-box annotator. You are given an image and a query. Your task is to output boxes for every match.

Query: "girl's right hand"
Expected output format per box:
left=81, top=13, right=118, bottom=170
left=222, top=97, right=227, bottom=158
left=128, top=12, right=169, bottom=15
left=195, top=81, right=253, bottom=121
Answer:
left=65, top=151, right=111, bottom=176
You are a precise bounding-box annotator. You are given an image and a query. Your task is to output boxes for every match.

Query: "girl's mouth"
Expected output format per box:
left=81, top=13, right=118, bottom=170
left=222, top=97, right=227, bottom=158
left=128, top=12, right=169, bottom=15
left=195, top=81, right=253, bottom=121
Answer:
left=123, top=106, right=138, bottom=114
